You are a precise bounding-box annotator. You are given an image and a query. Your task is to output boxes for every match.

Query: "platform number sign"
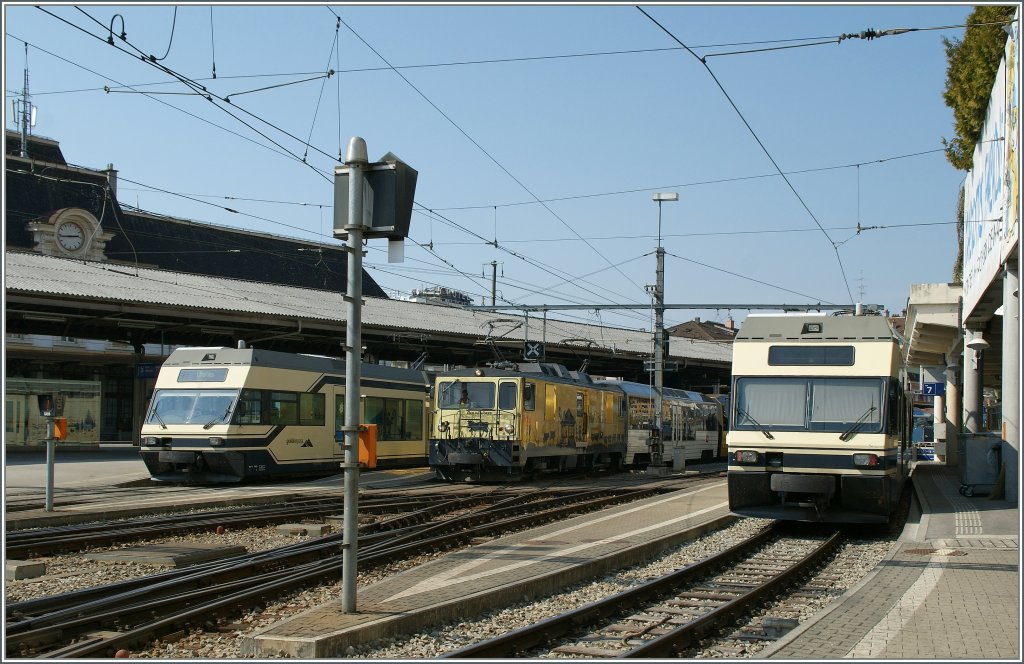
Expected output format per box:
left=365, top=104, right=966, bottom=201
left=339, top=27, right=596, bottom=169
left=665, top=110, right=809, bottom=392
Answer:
left=922, top=382, right=945, bottom=396
left=524, top=341, right=544, bottom=361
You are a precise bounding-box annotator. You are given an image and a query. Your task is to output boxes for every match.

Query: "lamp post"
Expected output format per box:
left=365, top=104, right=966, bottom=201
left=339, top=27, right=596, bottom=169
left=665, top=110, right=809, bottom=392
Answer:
left=651, top=192, right=677, bottom=473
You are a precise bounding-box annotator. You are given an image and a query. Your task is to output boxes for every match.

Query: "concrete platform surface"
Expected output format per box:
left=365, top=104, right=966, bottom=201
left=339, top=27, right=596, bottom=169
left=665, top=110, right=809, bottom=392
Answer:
left=760, top=463, right=1020, bottom=660
left=241, top=481, right=732, bottom=658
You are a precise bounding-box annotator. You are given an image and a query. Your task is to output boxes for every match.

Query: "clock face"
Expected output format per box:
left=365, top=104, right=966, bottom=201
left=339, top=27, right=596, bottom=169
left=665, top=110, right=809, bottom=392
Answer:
left=56, top=221, right=85, bottom=251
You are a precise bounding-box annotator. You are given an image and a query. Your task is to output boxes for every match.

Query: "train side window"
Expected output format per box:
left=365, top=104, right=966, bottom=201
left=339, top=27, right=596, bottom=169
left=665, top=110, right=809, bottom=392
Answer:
left=299, top=393, right=325, bottom=426
left=498, top=382, right=518, bottom=410
left=523, top=382, right=536, bottom=411
left=269, top=392, right=298, bottom=425
left=234, top=389, right=262, bottom=425
left=404, top=399, right=424, bottom=440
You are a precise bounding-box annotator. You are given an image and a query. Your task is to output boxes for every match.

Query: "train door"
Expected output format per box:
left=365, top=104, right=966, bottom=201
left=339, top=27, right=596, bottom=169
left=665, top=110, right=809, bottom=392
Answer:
left=497, top=380, right=518, bottom=439
left=668, top=402, right=685, bottom=469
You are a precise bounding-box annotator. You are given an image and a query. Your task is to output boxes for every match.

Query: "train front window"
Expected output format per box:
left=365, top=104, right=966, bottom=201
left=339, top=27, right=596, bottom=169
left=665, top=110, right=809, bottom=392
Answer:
left=734, top=377, right=885, bottom=433
left=147, top=389, right=239, bottom=426
left=438, top=380, right=496, bottom=410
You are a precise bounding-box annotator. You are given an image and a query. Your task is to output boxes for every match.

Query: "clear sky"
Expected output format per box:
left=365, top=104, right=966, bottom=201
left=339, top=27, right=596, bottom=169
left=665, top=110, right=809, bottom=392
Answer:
left=3, top=2, right=977, bottom=334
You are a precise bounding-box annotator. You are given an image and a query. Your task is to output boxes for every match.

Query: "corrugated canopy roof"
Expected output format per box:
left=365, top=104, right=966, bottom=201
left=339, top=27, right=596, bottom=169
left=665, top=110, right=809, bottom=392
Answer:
left=5, top=251, right=731, bottom=364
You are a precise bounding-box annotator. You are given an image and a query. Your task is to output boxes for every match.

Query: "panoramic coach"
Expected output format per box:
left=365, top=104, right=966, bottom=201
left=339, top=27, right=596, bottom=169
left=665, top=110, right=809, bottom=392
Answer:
left=140, top=346, right=430, bottom=482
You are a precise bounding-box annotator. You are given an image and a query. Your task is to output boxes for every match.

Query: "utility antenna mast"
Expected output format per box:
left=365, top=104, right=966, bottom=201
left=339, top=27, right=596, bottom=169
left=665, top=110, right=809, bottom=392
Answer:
left=13, top=43, right=37, bottom=157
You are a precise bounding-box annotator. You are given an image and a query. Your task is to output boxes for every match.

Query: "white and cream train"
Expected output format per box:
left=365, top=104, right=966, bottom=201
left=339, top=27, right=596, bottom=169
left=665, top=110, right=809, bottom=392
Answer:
left=139, top=347, right=430, bottom=482
left=726, top=313, right=912, bottom=524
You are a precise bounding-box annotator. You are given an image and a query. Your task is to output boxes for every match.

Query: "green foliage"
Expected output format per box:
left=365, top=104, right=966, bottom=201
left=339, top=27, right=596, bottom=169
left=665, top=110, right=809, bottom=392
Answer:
left=941, top=5, right=1016, bottom=171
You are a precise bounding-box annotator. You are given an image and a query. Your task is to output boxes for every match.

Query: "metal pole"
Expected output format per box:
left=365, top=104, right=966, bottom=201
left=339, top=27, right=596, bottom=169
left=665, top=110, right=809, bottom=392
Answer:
left=1001, top=258, right=1019, bottom=501
left=963, top=329, right=983, bottom=434
left=653, top=200, right=665, bottom=469
left=341, top=136, right=368, bottom=613
left=45, top=416, right=55, bottom=511
left=490, top=261, right=497, bottom=307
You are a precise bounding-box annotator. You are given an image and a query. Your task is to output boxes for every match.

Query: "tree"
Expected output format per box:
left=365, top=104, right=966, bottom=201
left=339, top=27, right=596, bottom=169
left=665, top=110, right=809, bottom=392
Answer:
left=941, top=5, right=1016, bottom=171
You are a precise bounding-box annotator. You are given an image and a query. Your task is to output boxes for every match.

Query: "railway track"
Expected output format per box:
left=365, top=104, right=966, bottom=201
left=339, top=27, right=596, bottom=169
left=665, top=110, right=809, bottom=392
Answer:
left=4, top=491, right=485, bottom=559
left=5, top=485, right=666, bottom=658
left=441, top=522, right=843, bottom=658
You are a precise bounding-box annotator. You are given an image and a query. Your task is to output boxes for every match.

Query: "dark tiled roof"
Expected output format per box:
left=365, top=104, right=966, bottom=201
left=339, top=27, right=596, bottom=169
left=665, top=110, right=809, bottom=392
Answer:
left=666, top=319, right=738, bottom=341
left=4, top=133, right=386, bottom=297
left=5, top=130, right=67, bottom=164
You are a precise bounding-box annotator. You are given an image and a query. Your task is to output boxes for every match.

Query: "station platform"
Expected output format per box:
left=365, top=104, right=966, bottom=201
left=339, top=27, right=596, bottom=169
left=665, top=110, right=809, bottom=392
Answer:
left=761, top=462, right=1020, bottom=660
left=240, top=480, right=733, bottom=658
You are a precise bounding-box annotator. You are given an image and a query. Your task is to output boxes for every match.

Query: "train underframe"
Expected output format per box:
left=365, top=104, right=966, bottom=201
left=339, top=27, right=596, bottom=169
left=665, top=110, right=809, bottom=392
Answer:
left=728, top=470, right=897, bottom=524
left=428, top=437, right=623, bottom=482
left=139, top=448, right=342, bottom=484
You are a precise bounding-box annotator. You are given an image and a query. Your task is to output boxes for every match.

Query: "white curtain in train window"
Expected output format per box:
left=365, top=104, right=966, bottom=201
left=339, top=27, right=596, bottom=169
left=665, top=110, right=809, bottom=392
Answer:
left=738, top=378, right=806, bottom=426
left=809, top=378, right=882, bottom=424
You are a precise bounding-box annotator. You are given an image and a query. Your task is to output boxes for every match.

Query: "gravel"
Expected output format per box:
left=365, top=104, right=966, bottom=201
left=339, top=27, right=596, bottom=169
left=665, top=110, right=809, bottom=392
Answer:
left=6, top=508, right=899, bottom=659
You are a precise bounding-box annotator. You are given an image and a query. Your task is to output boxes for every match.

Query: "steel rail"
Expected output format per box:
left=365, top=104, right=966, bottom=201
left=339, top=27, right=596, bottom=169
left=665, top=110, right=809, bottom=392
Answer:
left=6, top=487, right=657, bottom=658
left=442, top=523, right=780, bottom=658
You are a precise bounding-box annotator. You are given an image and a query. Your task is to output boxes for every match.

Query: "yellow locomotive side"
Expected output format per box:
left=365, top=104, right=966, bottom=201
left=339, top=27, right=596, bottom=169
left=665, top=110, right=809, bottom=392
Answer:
left=429, top=367, right=627, bottom=481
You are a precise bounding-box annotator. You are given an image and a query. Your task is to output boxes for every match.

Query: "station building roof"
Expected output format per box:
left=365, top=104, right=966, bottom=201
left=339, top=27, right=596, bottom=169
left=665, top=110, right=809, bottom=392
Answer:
left=5, top=251, right=732, bottom=370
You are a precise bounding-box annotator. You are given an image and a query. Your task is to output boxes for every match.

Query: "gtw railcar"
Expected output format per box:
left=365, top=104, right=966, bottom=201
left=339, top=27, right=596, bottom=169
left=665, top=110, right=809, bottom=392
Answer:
left=726, top=313, right=912, bottom=524
left=140, top=347, right=430, bottom=482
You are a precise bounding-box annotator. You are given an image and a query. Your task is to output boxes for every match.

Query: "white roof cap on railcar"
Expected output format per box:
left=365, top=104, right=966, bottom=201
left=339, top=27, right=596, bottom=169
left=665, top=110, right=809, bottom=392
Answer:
left=736, top=313, right=897, bottom=341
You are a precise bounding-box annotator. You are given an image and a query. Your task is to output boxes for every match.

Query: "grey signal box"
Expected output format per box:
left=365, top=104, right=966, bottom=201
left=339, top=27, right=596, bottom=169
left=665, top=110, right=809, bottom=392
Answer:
left=334, top=152, right=418, bottom=240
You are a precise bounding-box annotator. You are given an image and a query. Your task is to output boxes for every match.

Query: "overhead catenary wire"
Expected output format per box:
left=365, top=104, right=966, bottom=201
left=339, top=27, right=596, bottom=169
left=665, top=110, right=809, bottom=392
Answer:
left=637, top=5, right=856, bottom=304
left=328, top=7, right=649, bottom=305
left=20, top=17, right=1003, bottom=96
left=32, top=10, right=649, bottom=327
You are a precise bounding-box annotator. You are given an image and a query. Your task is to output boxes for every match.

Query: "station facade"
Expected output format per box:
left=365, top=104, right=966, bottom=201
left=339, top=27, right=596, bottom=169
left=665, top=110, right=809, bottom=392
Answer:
left=904, top=13, right=1020, bottom=502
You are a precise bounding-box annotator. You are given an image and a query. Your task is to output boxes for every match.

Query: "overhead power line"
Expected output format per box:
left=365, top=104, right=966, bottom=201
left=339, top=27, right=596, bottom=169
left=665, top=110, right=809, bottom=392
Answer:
left=637, top=6, right=855, bottom=304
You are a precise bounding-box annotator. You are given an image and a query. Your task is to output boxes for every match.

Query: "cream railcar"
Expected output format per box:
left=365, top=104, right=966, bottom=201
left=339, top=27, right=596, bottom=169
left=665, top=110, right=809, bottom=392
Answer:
left=140, top=347, right=430, bottom=482
left=726, top=314, right=911, bottom=523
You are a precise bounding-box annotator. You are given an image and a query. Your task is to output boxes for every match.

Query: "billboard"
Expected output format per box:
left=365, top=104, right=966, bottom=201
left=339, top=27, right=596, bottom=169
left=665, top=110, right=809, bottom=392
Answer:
left=963, top=11, right=1020, bottom=318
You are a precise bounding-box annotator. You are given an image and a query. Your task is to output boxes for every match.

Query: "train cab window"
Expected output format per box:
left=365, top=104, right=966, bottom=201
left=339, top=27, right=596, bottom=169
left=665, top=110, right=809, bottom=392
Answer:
left=498, top=382, right=518, bottom=410
left=523, top=382, right=536, bottom=411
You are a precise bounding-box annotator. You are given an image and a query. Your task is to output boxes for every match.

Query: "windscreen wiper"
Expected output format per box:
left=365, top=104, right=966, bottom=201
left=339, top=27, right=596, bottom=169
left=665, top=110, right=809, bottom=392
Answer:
left=736, top=406, right=774, bottom=440
left=152, top=405, right=167, bottom=430
left=839, top=405, right=877, bottom=441
left=204, top=404, right=234, bottom=430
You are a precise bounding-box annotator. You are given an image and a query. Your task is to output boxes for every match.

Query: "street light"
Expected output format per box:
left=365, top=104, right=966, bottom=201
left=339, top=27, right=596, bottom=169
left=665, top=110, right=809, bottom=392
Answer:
left=650, top=192, right=677, bottom=474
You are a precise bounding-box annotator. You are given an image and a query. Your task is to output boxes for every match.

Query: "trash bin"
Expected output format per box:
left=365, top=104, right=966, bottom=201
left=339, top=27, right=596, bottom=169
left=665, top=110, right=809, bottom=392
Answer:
left=672, top=446, right=686, bottom=472
left=958, top=432, right=1001, bottom=497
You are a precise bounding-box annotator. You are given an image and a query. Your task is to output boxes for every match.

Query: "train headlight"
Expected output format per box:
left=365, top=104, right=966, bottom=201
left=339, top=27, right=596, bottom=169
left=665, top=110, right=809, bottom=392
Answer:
left=438, top=421, right=450, bottom=433
left=502, top=423, right=515, bottom=435
left=209, top=437, right=224, bottom=446
left=853, top=453, right=879, bottom=467
left=733, top=450, right=760, bottom=465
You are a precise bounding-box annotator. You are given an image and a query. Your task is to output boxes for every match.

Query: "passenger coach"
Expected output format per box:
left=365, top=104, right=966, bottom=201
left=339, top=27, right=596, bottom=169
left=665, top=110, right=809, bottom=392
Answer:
left=140, top=347, right=430, bottom=482
left=727, top=313, right=911, bottom=523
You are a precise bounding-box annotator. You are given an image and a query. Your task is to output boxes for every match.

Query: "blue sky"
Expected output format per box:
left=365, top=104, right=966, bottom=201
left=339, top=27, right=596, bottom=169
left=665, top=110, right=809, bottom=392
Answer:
left=4, top=3, right=976, bottom=333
